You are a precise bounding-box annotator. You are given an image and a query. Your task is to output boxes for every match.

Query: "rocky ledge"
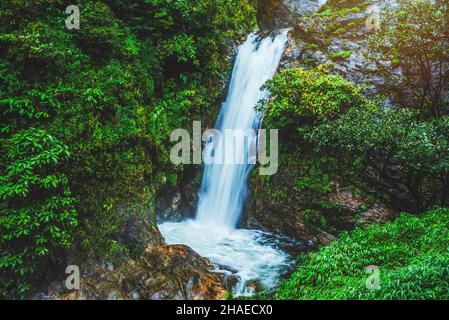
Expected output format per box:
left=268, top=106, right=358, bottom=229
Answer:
left=39, top=244, right=228, bottom=300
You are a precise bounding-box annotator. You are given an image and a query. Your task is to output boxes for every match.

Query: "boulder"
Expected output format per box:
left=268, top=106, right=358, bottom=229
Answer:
left=45, top=245, right=228, bottom=300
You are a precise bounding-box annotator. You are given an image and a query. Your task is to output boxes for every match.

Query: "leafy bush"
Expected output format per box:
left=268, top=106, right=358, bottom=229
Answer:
left=0, top=128, right=77, bottom=298
left=259, top=64, right=362, bottom=130
left=308, top=101, right=449, bottom=212
left=276, top=207, right=449, bottom=299
left=368, top=0, right=449, bottom=117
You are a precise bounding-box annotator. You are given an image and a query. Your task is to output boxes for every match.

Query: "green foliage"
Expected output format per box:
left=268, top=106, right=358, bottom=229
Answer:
left=303, top=43, right=320, bottom=51
left=251, top=151, right=350, bottom=237
left=0, top=128, right=77, bottom=298
left=368, top=0, right=449, bottom=117
left=308, top=101, right=449, bottom=211
left=328, top=50, right=352, bottom=60
left=0, top=0, right=256, bottom=298
left=320, top=0, right=369, bottom=13
left=75, top=1, right=134, bottom=59
left=301, top=0, right=369, bottom=41
left=276, top=207, right=449, bottom=300
left=259, top=64, right=362, bottom=129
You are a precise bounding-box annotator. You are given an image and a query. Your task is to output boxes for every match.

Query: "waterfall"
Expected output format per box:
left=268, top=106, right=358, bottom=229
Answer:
left=159, top=31, right=293, bottom=295
left=196, top=31, right=288, bottom=229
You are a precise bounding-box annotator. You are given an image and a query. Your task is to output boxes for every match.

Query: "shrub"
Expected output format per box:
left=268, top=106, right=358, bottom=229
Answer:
left=276, top=207, right=449, bottom=300
left=308, top=102, right=449, bottom=212
left=0, top=128, right=77, bottom=298
left=259, top=64, right=362, bottom=130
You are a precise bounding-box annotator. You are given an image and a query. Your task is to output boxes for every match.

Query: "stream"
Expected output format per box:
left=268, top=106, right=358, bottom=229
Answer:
left=159, top=31, right=294, bottom=296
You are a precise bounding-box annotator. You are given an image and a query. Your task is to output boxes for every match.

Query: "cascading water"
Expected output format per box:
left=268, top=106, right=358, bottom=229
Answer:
left=196, top=31, right=288, bottom=229
left=159, top=31, right=293, bottom=295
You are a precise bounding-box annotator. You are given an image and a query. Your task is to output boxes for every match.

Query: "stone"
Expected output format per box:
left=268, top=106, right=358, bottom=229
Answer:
left=45, top=244, right=227, bottom=300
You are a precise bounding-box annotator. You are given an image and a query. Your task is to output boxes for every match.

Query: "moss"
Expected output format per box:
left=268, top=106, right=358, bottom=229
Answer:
left=303, top=43, right=320, bottom=51
left=329, top=50, right=352, bottom=60
left=391, top=58, right=401, bottom=68
left=333, top=27, right=346, bottom=35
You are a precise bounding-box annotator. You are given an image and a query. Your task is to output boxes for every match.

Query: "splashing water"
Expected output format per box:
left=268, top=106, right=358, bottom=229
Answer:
left=159, top=31, right=293, bottom=295
left=196, top=31, right=288, bottom=229
left=159, top=221, right=294, bottom=295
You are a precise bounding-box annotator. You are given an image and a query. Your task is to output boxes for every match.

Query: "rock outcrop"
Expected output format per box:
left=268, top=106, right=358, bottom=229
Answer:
left=279, top=0, right=398, bottom=93
left=258, top=0, right=328, bottom=29
left=247, top=176, right=395, bottom=245
left=246, top=0, right=399, bottom=246
left=38, top=244, right=228, bottom=300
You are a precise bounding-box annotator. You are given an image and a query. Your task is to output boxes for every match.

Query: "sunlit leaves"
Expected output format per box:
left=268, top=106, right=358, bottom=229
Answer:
left=260, top=64, right=362, bottom=129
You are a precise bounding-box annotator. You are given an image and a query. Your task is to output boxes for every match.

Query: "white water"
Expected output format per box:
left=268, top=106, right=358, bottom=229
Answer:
left=159, top=221, right=293, bottom=295
left=196, top=31, right=288, bottom=228
left=159, top=31, right=291, bottom=295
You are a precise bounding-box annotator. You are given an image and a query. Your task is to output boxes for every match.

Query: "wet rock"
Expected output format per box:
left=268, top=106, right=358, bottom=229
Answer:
left=113, top=203, right=165, bottom=261
left=131, top=290, right=140, bottom=300
left=223, top=274, right=240, bottom=291
left=106, top=291, right=118, bottom=300
left=276, top=0, right=400, bottom=95
left=244, top=279, right=263, bottom=293
left=45, top=245, right=227, bottom=300
left=158, top=191, right=184, bottom=221
left=156, top=169, right=200, bottom=222
left=328, top=185, right=395, bottom=227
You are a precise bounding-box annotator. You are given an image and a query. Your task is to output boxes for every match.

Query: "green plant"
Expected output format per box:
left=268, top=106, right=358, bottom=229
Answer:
left=333, top=27, right=346, bottom=35
left=259, top=64, right=362, bottom=129
left=328, top=50, right=352, bottom=60
left=0, top=128, right=77, bottom=298
left=308, top=101, right=449, bottom=212
left=303, top=43, right=320, bottom=51
left=276, top=207, right=449, bottom=300
left=368, top=0, right=449, bottom=117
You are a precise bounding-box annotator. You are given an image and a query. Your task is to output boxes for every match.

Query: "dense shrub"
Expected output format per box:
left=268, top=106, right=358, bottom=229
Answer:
left=276, top=207, right=449, bottom=300
left=308, top=102, right=449, bottom=212
left=0, top=128, right=77, bottom=298
left=260, top=63, right=448, bottom=213
left=259, top=64, right=362, bottom=131
left=368, top=0, right=449, bottom=117
left=0, top=0, right=256, bottom=298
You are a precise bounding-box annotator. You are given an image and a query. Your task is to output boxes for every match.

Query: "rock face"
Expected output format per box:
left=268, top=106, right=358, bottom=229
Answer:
left=279, top=0, right=398, bottom=93
left=328, top=185, right=395, bottom=227
left=156, top=167, right=201, bottom=222
left=283, top=0, right=328, bottom=16
left=41, top=245, right=228, bottom=300
left=116, top=206, right=164, bottom=251
left=245, top=0, right=399, bottom=246
left=258, top=0, right=326, bottom=29
left=247, top=176, right=395, bottom=246
left=260, top=0, right=401, bottom=96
